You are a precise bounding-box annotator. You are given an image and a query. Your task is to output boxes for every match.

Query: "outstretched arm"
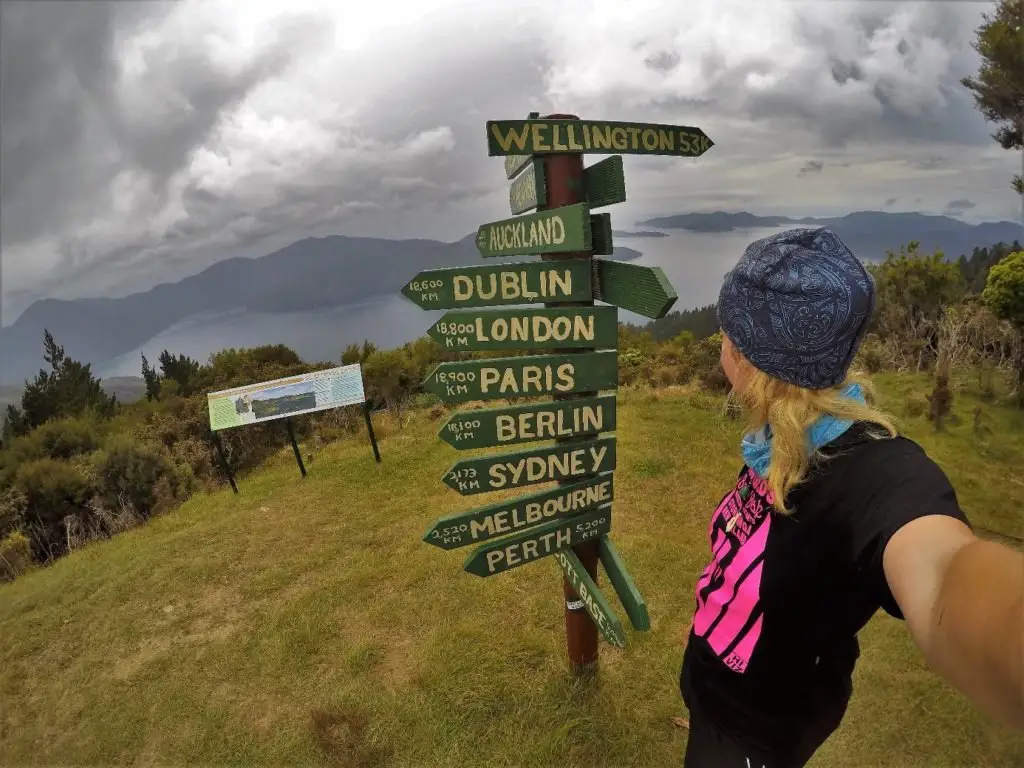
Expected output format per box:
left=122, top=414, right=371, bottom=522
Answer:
left=884, top=515, right=1024, bottom=729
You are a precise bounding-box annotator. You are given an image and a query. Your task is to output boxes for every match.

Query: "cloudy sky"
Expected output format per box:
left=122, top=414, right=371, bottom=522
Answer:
left=1, top=0, right=1021, bottom=325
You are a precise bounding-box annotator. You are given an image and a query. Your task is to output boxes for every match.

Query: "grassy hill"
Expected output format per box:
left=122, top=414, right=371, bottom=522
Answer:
left=1, top=374, right=1022, bottom=766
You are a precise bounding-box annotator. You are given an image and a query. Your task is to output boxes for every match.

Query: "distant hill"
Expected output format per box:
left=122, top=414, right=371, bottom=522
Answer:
left=612, top=230, right=669, bottom=238
left=0, top=236, right=641, bottom=385
left=637, top=210, right=1022, bottom=262
left=0, top=377, right=146, bottom=425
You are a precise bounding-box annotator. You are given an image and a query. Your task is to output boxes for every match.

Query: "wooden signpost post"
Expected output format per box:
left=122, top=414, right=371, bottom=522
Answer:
left=403, top=111, right=710, bottom=677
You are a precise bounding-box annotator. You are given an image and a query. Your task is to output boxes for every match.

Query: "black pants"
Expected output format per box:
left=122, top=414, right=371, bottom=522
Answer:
left=682, top=695, right=845, bottom=768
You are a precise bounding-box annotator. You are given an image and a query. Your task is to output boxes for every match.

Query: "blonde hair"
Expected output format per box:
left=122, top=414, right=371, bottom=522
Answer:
left=731, top=361, right=898, bottom=514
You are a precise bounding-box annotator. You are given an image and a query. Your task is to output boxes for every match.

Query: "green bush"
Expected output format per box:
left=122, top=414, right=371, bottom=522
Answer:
left=0, top=530, right=33, bottom=581
left=15, top=458, right=95, bottom=561
left=92, top=438, right=192, bottom=519
left=904, top=391, right=929, bottom=418
left=0, top=486, right=27, bottom=539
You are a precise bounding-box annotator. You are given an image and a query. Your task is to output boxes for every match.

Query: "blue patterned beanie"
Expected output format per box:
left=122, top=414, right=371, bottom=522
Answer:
left=716, top=227, right=875, bottom=390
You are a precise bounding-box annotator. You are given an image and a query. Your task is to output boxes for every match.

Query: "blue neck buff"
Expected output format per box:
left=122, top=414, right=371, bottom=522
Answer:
left=741, top=383, right=865, bottom=478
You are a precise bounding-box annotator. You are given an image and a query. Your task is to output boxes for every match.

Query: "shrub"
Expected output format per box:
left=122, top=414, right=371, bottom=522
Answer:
left=15, top=458, right=94, bottom=562
left=0, top=531, right=33, bottom=581
left=0, top=486, right=27, bottom=539
left=92, top=438, right=192, bottom=519
left=904, top=391, right=929, bottom=418
left=856, top=335, right=887, bottom=373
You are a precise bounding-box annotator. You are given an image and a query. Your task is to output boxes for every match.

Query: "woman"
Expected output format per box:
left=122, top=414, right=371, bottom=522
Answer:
left=680, top=227, right=1023, bottom=767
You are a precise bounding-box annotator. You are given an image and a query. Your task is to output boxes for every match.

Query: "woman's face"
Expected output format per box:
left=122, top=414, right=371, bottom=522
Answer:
left=720, top=333, right=750, bottom=392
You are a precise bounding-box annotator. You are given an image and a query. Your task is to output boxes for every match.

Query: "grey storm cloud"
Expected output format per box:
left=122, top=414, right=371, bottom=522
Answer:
left=945, top=198, right=977, bottom=215
left=0, top=0, right=1014, bottom=324
left=798, top=161, right=826, bottom=177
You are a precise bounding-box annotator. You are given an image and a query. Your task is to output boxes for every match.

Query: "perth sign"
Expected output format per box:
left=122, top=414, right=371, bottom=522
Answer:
left=402, top=111, right=709, bottom=670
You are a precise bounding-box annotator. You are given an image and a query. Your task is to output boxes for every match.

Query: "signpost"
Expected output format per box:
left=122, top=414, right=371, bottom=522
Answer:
left=206, top=364, right=381, bottom=485
left=463, top=505, right=611, bottom=577
left=476, top=203, right=591, bottom=258
left=437, top=394, right=616, bottom=450
left=427, top=306, right=618, bottom=351
left=422, top=351, right=617, bottom=404
left=593, top=258, right=679, bottom=319
left=509, top=158, right=547, bottom=214
left=403, top=109, right=710, bottom=677
left=401, top=260, right=593, bottom=310
left=422, top=473, right=613, bottom=549
left=441, top=435, right=616, bottom=495
left=486, top=118, right=714, bottom=158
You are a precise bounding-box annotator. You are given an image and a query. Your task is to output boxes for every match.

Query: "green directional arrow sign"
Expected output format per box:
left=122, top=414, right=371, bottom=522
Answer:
left=487, top=119, right=714, bottom=158
left=509, top=158, right=546, bottom=214
left=423, top=350, right=617, bottom=404
left=476, top=203, right=591, bottom=258
left=463, top=505, right=611, bottom=577
left=584, top=156, right=626, bottom=209
left=442, top=435, right=615, bottom=496
left=438, top=394, right=616, bottom=450
left=591, top=214, right=613, bottom=256
left=427, top=306, right=618, bottom=352
left=592, top=258, right=678, bottom=319
left=503, top=112, right=539, bottom=179
left=401, top=260, right=592, bottom=311
left=555, top=547, right=627, bottom=648
left=422, top=473, right=613, bottom=550
left=598, top=535, right=650, bottom=632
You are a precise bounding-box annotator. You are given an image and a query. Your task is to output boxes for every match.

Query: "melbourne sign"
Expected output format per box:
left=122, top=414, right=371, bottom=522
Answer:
left=207, top=364, right=364, bottom=431
left=487, top=119, right=714, bottom=158
left=423, top=473, right=613, bottom=550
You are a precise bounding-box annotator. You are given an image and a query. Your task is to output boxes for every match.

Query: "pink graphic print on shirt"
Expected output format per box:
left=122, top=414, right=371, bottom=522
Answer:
left=693, top=468, right=773, bottom=673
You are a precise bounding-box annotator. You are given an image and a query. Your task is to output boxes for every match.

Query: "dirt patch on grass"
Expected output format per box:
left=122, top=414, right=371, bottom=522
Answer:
left=310, top=708, right=390, bottom=767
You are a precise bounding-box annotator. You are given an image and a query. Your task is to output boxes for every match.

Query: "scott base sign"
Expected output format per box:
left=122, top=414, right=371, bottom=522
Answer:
left=556, top=547, right=627, bottom=648
left=463, top=505, right=612, bottom=577
left=476, top=203, right=591, bottom=258
left=427, top=306, right=618, bottom=351
left=423, top=350, right=617, bottom=404
left=442, top=436, right=616, bottom=496
left=438, top=394, right=616, bottom=450
left=401, top=260, right=592, bottom=310
left=422, top=473, right=613, bottom=550
left=487, top=119, right=714, bottom=158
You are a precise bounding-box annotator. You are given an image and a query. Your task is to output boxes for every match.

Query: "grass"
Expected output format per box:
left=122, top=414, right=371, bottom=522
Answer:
left=1, top=375, right=1022, bottom=766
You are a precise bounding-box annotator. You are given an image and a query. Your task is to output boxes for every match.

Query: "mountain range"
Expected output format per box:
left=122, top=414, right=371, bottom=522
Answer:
left=2, top=210, right=1020, bottom=386
left=638, top=211, right=1021, bottom=262
left=0, top=234, right=640, bottom=385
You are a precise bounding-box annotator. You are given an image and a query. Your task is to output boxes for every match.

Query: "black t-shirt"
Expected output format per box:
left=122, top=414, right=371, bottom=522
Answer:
left=679, top=422, right=970, bottom=754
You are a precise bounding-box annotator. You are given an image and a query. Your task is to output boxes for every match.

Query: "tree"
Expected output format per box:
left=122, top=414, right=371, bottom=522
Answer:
left=961, top=0, right=1024, bottom=195
left=867, top=242, right=966, bottom=370
left=157, top=350, right=201, bottom=396
left=3, top=330, right=116, bottom=438
left=141, top=353, right=161, bottom=402
left=982, top=250, right=1024, bottom=404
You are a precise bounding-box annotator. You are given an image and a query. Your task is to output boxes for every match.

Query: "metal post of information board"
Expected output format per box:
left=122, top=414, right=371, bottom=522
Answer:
left=285, top=418, right=307, bottom=478
left=541, top=112, right=601, bottom=678
left=363, top=403, right=382, bottom=463
left=211, top=431, right=238, bottom=494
